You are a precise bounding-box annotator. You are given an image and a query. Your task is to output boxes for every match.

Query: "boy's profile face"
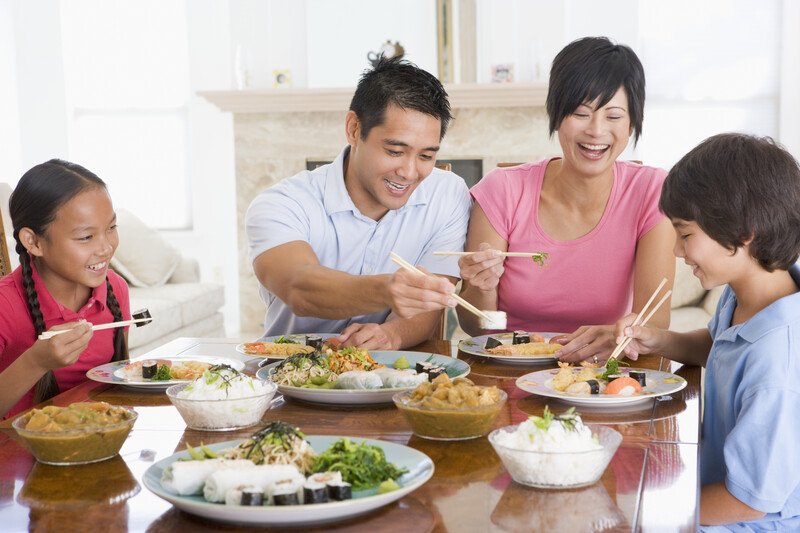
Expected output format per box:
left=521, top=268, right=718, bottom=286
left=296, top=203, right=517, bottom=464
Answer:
left=671, top=218, right=751, bottom=290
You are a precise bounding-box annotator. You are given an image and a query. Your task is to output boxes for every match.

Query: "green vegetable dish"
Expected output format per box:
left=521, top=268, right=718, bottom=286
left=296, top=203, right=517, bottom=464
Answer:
left=310, top=437, right=409, bottom=490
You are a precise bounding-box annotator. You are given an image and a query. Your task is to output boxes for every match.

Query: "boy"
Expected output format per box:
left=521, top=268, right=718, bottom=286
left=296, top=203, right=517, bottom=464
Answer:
left=616, top=133, right=800, bottom=530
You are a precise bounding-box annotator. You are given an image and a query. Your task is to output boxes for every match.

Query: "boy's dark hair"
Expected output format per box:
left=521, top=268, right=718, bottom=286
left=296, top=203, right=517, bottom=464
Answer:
left=660, top=133, right=800, bottom=272
left=349, top=56, right=452, bottom=140
left=9, top=159, right=128, bottom=403
left=547, top=36, right=645, bottom=145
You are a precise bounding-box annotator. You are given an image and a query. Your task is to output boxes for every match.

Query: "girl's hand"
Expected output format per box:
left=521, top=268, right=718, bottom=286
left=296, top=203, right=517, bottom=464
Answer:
left=28, top=321, right=93, bottom=372
left=459, top=243, right=505, bottom=291
left=613, top=312, right=665, bottom=359
left=554, top=325, right=618, bottom=364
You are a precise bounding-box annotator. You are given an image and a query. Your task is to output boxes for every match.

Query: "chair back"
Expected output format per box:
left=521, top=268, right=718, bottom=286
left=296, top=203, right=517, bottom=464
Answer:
left=435, top=162, right=452, bottom=172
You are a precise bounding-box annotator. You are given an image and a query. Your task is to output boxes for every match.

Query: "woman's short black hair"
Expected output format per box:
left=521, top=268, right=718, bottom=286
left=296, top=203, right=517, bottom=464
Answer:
left=660, top=133, right=800, bottom=272
left=546, top=36, right=645, bottom=144
left=349, top=56, right=453, bottom=140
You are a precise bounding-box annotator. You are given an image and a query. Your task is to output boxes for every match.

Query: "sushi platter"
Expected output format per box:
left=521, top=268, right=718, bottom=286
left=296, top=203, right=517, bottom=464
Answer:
left=515, top=366, right=688, bottom=405
left=257, top=350, right=470, bottom=405
left=236, top=333, right=338, bottom=358
left=458, top=332, right=565, bottom=364
left=143, top=435, right=434, bottom=526
left=86, top=356, right=245, bottom=390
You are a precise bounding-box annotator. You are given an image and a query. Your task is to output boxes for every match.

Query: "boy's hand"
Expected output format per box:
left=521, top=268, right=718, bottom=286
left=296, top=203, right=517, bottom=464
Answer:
left=613, top=313, right=665, bottom=359
left=28, top=321, right=93, bottom=372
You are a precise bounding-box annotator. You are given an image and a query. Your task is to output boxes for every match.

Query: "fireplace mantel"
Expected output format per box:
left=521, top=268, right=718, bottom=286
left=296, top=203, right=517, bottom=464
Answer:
left=199, top=82, right=548, bottom=114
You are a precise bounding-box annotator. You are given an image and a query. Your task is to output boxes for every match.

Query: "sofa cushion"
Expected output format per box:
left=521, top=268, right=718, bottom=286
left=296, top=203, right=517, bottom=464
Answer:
left=702, top=286, right=725, bottom=316
left=670, top=306, right=712, bottom=333
left=111, top=209, right=180, bottom=287
left=671, top=259, right=706, bottom=309
left=127, top=296, right=183, bottom=349
left=128, top=282, right=225, bottom=326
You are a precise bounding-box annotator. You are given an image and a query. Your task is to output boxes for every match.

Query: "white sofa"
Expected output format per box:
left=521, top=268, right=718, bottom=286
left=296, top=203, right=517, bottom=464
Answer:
left=1, top=183, right=224, bottom=356
left=669, top=259, right=724, bottom=333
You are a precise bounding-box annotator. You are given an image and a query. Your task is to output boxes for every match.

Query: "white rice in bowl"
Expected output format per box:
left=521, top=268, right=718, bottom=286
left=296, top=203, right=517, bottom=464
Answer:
left=489, top=409, right=621, bottom=488
left=167, top=366, right=277, bottom=431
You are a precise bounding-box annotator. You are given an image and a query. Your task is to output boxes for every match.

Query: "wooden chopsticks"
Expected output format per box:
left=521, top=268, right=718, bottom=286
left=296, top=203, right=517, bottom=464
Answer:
left=38, top=317, right=154, bottom=340
left=608, top=277, right=672, bottom=361
left=389, top=251, right=494, bottom=323
left=433, top=251, right=548, bottom=260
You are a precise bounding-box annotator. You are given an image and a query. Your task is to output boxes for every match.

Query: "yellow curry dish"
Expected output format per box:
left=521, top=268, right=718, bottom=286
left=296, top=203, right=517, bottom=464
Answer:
left=393, top=375, right=507, bottom=440
left=12, top=402, right=137, bottom=465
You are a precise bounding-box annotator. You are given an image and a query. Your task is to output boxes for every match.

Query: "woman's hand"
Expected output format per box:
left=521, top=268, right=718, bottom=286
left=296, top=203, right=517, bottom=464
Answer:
left=336, top=322, right=400, bottom=351
left=554, top=325, right=618, bottom=364
left=27, top=321, right=93, bottom=372
left=459, top=243, right=505, bottom=291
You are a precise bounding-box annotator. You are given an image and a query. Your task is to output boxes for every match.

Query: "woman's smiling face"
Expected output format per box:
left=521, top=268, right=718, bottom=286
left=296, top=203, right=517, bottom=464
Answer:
left=556, top=86, right=632, bottom=177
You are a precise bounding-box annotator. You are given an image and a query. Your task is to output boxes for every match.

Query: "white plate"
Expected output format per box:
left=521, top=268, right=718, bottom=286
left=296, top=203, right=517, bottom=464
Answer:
left=236, top=333, right=338, bottom=358
left=86, top=356, right=245, bottom=390
left=143, top=435, right=434, bottom=527
left=256, top=351, right=470, bottom=405
left=515, top=367, right=688, bottom=405
left=458, top=332, right=565, bottom=365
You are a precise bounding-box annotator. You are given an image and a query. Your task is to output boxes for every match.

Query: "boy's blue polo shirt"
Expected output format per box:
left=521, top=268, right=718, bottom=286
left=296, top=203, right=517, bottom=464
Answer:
left=701, top=264, right=800, bottom=531
left=245, top=147, right=471, bottom=336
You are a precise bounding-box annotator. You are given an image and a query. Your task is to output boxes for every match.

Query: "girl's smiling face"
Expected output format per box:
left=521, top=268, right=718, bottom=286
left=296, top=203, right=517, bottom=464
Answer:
left=24, top=187, right=118, bottom=304
left=556, top=86, right=632, bottom=177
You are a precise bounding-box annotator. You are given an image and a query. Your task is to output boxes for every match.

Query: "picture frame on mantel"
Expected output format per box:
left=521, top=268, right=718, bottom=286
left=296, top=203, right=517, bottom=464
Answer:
left=436, top=0, right=454, bottom=83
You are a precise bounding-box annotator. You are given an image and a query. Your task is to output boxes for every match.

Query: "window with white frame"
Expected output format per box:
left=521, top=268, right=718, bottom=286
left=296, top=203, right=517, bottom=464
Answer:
left=60, top=0, right=191, bottom=229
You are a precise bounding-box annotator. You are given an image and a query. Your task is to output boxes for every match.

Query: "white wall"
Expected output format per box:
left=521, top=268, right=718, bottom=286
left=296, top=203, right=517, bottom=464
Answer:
left=0, top=0, right=22, bottom=181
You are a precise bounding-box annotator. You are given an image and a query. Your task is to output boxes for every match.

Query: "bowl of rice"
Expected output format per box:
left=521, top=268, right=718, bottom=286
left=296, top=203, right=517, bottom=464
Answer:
left=166, top=365, right=277, bottom=431
left=488, top=407, right=621, bottom=489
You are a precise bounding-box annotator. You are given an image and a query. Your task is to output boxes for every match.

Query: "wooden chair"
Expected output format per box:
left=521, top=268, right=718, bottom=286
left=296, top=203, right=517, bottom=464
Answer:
left=435, top=162, right=452, bottom=172
left=0, top=203, right=11, bottom=278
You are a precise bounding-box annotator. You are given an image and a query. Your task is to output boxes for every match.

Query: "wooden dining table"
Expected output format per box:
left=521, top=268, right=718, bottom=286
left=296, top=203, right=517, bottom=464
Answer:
left=0, top=337, right=701, bottom=532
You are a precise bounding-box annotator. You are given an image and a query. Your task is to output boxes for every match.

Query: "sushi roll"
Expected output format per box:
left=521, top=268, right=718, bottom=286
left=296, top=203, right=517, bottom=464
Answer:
left=604, top=376, right=643, bottom=396
left=565, top=379, right=602, bottom=395
left=303, top=482, right=329, bottom=504
left=629, top=371, right=647, bottom=388
left=307, top=471, right=342, bottom=484
left=606, top=374, right=623, bottom=383
left=512, top=331, right=530, bottom=345
left=305, top=335, right=323, bottom=351
left=142, top=360, right=158, bottom=379
left=484, top=336, right=503, bottom=350
left=240, top=487, right=264, bottom=506
left=268, top=478, right=303, bottom=506
left=415, top=362, right=446, bottom=380
left=327, top=481, right=352, bottom=501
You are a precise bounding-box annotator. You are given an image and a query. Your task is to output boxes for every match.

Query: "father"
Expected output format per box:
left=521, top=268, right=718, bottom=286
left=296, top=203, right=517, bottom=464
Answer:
left=246, top=57, right=470, bottom=349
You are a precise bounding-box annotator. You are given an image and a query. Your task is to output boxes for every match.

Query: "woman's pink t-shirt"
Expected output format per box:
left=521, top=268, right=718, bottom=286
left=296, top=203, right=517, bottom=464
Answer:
left=470, top=158, right=667, bottom=334
left=0, top=263, right=131, bottom=418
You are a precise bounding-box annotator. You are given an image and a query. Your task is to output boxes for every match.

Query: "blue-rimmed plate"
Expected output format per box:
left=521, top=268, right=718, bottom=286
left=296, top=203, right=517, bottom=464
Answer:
left=458, top=332, right=565, bottom=365
left=515, top=367, right=688, bottom=405
left=143, top=435, right=434, bottom=527
left=236, top=333, right=339, bottom=359
left=256, top=350, right=470, bottom=405
left=86, top=356, right=245, bottom=390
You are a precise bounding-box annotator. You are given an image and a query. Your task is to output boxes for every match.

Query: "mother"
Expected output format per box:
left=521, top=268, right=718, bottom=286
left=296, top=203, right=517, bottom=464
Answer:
left=457, top=36, right=675, bottom=364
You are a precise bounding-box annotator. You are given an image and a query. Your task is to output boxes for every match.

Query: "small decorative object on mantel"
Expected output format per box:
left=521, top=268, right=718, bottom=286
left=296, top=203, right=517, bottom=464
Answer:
left=491, top=64, right=514, bottom=83
left=367, top=40, right=405, bottom=67
left=272, top=69, right=292, bottom=88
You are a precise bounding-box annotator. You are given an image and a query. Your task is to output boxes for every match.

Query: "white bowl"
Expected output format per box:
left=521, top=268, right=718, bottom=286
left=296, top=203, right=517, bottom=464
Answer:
left=166, top=381, right=277, bottom=431
left=488, top=424, right=622, bottom=489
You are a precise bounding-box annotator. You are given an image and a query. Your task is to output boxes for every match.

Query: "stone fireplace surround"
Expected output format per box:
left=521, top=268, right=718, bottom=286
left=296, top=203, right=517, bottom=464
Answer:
left=201, top=83, right=560, bottom=333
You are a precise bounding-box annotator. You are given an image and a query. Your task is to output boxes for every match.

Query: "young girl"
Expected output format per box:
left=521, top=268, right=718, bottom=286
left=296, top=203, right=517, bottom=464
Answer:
left=616, top=134, right=800, bottom=530
left=0, top=159, right=130, bottom=418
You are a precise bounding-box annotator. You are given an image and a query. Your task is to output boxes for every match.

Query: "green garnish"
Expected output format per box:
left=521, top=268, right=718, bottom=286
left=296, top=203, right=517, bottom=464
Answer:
left=529, top=406, right=580, bottom=432
left=183, top=442, right=218, bottom=461
left=310, top=438, right=408, bottom=490
left=531, top=252, right=548, bottom=267
left=273, top=335, right=295, bottom=344
left=154, top=364, right=172, bottom=381
left=378, top=479, right=400, bottom=493
left=598, top=358, right=629, bottom=381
